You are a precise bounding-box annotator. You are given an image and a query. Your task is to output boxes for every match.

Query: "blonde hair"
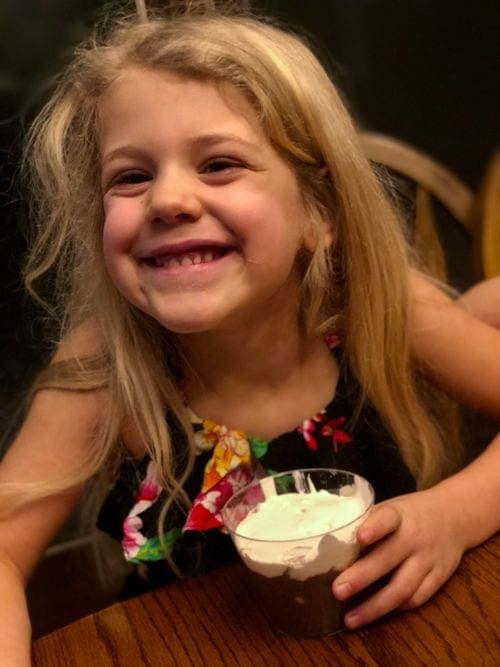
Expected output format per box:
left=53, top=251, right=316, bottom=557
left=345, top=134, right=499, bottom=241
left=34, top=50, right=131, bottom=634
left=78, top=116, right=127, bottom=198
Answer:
left=7, top=5, right=460, bottom=529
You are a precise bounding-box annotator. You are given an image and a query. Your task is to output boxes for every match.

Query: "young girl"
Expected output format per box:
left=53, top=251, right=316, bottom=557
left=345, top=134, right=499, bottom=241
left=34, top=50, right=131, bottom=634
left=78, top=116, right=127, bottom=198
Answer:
left=1, top=3, right=499, bottom=663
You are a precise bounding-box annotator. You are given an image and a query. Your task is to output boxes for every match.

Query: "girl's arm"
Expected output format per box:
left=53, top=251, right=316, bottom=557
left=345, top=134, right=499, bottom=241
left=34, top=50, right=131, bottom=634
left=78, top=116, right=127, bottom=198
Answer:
left=332, top=273, right=500, bottom=628
left=0, top=328, right=106, bottom=665
left=0, top=558, right=32, bottom=666
left=409, top=271, right=500, bottom=419
left=459, top=276, right=500, bottom=330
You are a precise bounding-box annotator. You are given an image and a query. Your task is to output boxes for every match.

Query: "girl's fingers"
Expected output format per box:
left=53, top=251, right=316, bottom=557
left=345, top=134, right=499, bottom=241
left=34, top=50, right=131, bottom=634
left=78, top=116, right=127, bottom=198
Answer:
left=333, top=529, right=409, bottom=600
left=343, top=556, right=431, bottom=629
left=398, top=569, right=437, bottom=610
left=356, top=504, right=403, bottom=547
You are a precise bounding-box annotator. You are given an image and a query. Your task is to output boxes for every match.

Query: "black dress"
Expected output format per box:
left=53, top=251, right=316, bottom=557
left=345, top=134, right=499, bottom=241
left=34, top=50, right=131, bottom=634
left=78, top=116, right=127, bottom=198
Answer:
left=97, top=353, right=415, bottom=588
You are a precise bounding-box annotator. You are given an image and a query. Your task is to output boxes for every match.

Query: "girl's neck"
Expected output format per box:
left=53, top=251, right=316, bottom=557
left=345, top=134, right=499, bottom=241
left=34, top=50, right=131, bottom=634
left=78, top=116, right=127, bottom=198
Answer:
left=181, top=319, right=305, bottom=387
left=178, top=318, right=339, bottom=439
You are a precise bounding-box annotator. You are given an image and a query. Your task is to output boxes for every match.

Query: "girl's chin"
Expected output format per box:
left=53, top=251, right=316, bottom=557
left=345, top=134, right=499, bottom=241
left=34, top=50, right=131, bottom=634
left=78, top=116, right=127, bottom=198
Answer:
left=164, top=323, right=216, bottom=335
left=126, top=291, right=237, bottom=334
left=146, top=312, right=229, bottom=335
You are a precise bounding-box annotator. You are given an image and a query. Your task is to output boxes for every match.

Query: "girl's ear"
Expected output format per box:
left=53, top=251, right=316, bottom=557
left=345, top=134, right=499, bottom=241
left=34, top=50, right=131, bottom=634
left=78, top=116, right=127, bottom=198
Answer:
left=302, top=166, right=336, bottom=251
left=323, top=220, right=336, bottom=249
left=302, top=218, right=336, bottom=252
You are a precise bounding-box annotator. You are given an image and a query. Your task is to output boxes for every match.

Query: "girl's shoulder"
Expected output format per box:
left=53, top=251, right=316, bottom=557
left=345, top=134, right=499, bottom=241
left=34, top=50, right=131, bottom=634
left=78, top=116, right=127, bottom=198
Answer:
left=50, top=321, right=149, bottom=458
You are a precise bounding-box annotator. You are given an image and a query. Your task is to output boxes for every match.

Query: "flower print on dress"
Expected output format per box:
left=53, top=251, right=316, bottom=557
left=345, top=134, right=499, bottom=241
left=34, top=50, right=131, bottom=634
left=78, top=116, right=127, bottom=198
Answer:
left=320, top=416, right=352, bottom=453
left=123, top=514, right=147, bottom=560
left=129, top=528, right=182, bottom=563
left=184, top=465, right=254, bottom=531
left=298, top=410, right=327, bottom=451
left=183, top=418, right=253, bottom=531
left=200, top=422, right=251, bottom=491
left=200, top=490, right=223, bottom=514
left=187, top=407, right=217, bottom=453
left=299, top=411, right=352, bottom=454
left=121, top=460, right=162, bottom=561
left=249, top=435, right=269, bottom=459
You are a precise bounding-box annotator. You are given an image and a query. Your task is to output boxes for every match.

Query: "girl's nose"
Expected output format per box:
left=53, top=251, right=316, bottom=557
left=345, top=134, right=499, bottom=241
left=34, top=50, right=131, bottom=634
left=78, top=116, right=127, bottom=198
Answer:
left=146, top=172, right=203, bottom=224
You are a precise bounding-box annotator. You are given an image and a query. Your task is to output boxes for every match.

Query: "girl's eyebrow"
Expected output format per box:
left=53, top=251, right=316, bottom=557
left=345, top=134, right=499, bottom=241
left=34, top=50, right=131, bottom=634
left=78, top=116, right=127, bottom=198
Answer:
left=102, top=134, right=259, bottom=164
left=190, top=133, right=259, bottom=151
left=101, top=145, right=149, bottom=163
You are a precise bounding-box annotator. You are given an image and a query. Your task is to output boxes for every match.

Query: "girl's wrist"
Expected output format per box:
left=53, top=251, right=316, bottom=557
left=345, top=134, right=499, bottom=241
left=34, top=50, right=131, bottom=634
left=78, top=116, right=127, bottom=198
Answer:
left=431, top=452, right=500, bottom=551
left=428, top=479, right=475, bottom=551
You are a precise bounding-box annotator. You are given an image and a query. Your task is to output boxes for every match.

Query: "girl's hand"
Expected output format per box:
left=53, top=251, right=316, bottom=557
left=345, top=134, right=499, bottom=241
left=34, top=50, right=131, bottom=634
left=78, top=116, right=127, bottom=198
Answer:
left=332, top=487, right=468, bottom=629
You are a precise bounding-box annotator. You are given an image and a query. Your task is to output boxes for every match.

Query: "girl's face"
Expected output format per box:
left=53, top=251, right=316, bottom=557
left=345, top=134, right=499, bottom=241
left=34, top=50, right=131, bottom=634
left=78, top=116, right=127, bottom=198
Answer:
left=99, top=68, right=314, bottom=335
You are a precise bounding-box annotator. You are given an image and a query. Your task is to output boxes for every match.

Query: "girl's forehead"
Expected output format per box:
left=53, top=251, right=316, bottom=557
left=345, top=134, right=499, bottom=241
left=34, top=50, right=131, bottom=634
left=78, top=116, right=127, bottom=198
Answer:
left=100, top=68, right=254, bottom=121
left=97, top=67, right=269, bottom=149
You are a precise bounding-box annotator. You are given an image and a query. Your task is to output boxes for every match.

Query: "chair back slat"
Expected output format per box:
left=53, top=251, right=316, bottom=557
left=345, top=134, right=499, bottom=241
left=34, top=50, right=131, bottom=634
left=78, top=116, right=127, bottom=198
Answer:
left=359, top=131, right=479, bottom=280
left=360, top=132, right=474, bottom=228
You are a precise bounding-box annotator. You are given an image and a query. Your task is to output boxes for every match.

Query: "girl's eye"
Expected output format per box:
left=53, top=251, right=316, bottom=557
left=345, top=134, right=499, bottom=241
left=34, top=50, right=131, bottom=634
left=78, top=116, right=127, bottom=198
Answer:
left=201, top=158, right=244, bottom=174
left=110, top=171, right=150, bottom=187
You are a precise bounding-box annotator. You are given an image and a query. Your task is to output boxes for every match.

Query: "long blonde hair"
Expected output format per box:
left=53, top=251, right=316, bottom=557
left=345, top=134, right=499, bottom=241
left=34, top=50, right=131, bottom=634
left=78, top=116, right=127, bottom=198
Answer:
left=8, top=4, right=460, bottom=520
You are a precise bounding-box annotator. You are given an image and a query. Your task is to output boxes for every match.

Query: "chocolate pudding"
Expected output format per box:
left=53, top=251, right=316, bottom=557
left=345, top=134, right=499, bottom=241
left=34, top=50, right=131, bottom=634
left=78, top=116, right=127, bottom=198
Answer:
left=246, top=566, right=347, bottom=637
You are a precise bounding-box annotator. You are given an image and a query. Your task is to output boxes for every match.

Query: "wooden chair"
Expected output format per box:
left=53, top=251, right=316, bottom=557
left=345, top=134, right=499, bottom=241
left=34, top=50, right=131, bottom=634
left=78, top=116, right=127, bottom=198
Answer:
left=358, top=131, right=475, bottom=282
left=358, top=134, right=500, bottom=462
left=468, top=151, right=500, bottom=279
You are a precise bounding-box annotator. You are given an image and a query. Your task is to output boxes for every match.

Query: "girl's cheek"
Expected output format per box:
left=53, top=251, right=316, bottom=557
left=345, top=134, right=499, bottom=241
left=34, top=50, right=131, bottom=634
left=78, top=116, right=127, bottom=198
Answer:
left=102, top=220, right=115, bottom=256
left=102, top=209, right=132, bottom=250
left=102, top=231, right=117, bottom=278
left=102, top=218, right=127, bottom=273
left=102, top=234, right=132, bottom=302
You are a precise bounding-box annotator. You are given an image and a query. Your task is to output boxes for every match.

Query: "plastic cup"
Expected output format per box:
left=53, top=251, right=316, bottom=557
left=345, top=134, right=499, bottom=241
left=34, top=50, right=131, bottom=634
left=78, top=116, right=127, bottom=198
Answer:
left=221, top=468, right=374, bottom=637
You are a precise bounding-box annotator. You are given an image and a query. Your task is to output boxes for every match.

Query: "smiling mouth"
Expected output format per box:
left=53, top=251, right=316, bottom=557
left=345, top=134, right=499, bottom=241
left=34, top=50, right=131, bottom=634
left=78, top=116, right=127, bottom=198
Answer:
left=141, top=245, right=234, bottom=270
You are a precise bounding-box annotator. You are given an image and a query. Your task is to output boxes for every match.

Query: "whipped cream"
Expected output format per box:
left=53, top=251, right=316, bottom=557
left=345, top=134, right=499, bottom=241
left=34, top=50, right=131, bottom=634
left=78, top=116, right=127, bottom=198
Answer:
left=236, top=490, right=364, bottom=540
left=233, top=486, right=372, bottom=580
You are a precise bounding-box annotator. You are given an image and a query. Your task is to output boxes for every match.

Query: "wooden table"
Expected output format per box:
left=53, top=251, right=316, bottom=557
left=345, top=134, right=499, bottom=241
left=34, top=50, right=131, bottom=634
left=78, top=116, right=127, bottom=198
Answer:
left=33, top=534, right=499, bottom=666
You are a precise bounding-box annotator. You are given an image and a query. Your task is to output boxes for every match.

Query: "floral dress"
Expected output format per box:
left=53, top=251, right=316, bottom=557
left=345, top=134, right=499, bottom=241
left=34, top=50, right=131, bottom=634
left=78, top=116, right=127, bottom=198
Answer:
left=97, top=351, right=416, bottom=589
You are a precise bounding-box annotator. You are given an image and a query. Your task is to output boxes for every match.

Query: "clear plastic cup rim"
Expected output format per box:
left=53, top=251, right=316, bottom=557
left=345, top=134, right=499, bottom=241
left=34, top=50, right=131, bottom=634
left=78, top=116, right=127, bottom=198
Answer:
left=221, top=467, right=375, bottom=543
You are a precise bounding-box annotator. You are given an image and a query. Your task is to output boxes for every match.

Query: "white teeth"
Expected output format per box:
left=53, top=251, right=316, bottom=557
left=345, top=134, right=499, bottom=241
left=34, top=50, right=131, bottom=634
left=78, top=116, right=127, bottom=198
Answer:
left=148, top=248, right=226, bottom=268
left=202, top=250, right=214, bottom=263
